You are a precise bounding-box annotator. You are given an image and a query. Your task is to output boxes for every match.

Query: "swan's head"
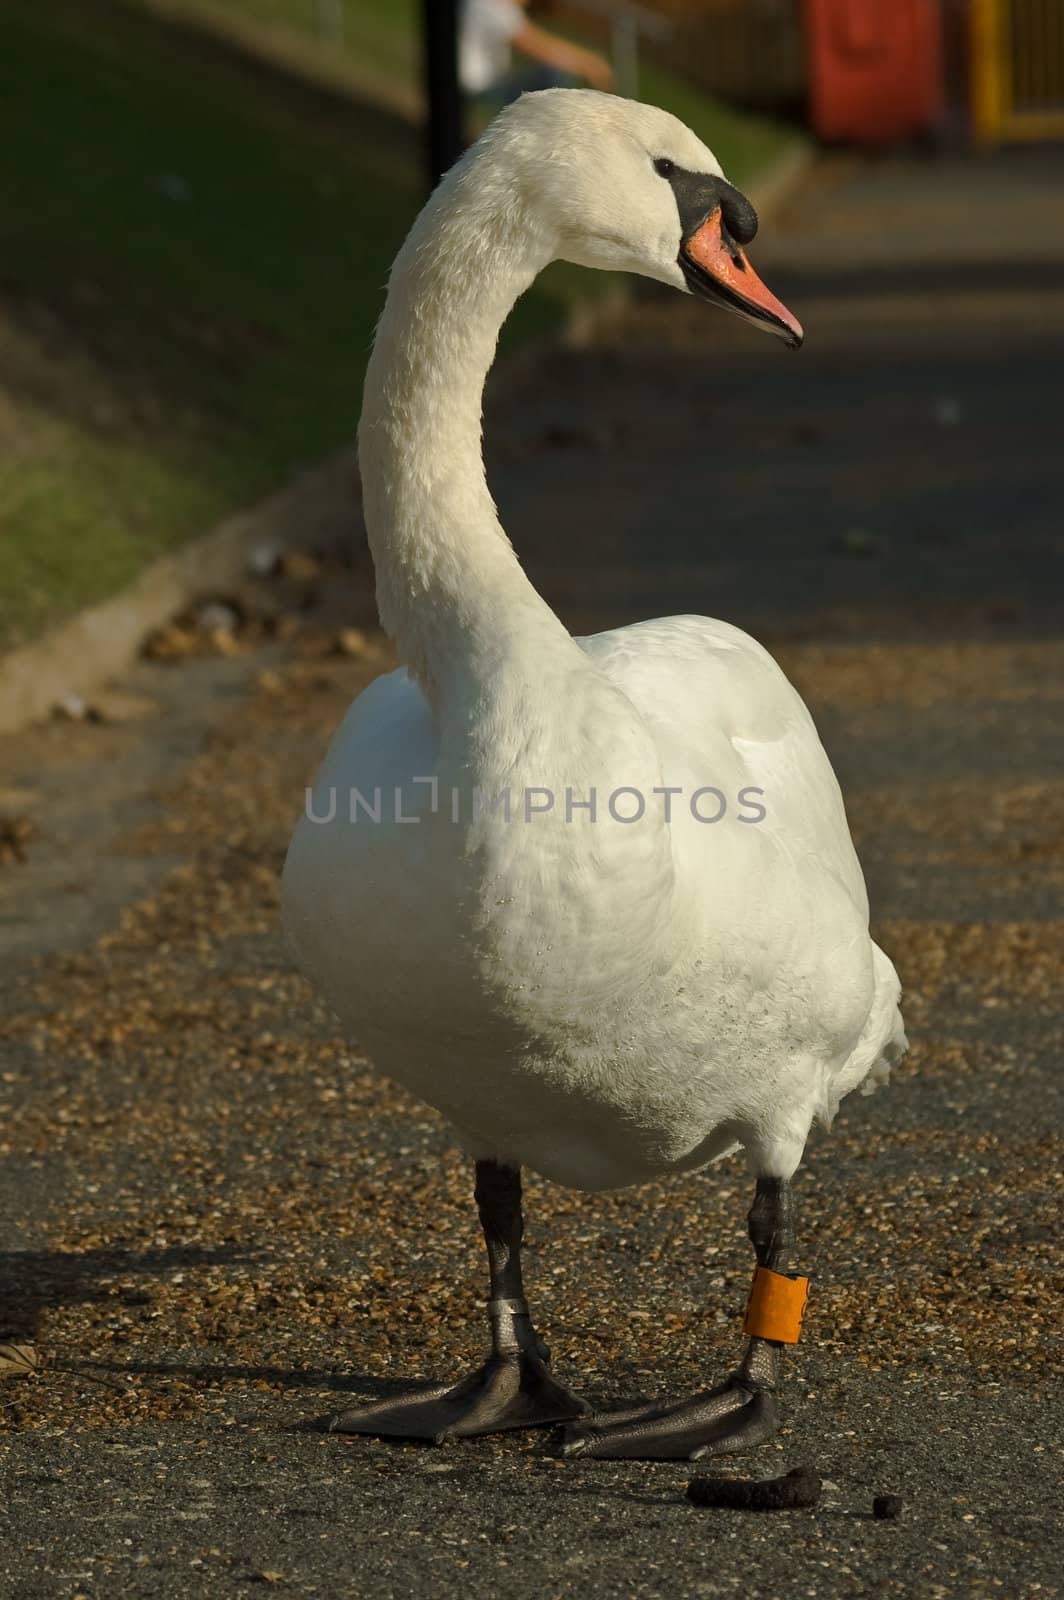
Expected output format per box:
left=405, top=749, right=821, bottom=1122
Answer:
left=474, top=89, right=802, bottom=349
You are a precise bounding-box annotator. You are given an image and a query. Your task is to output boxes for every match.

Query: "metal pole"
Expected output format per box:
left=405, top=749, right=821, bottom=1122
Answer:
left=422, top=0, right=464, bottom=191
left=612, top=9, right=639, bottom=99
left=318, top=0, right=344, bottom=47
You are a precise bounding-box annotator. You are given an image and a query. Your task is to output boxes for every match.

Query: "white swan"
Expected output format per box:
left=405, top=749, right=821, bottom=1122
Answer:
left=282, top=90, right=907, bottom=1460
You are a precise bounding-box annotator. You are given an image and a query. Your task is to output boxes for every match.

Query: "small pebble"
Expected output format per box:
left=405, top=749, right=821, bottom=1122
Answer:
left=0, top=815, right=33, bottom=866
left=54, top=694, right=88, bottom=721
left=687, top=1466, right=821, bottom=1512
left=873, top=1494, right=904, bottom=1520
left=247, top=539, right=283, bottom=577
left=194, top=600, right=241, bottom=635
left=336, top=627, right=370, bottom=657
left=280, top=550, right=322, bottom=582
left=932, top=395, right=962, bottom=426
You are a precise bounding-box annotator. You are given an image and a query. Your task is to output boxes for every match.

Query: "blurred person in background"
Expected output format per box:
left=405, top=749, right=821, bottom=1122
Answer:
left=460, top=0, right=614, bottom=102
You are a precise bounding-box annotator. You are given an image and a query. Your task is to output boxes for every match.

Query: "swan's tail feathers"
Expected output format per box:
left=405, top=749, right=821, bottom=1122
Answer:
left=819, top=943, right=908, bottom=1127
left=860, top=1008, right=909, bottom=1097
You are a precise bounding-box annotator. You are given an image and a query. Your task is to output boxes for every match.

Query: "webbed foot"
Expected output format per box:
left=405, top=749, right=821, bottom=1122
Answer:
left=332, top=1351, right=588, bottom=1443
left=559, top=1376, right=779, bottom=1461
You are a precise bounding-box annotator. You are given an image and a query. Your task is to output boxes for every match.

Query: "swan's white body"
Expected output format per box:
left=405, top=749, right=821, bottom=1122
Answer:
left=282, top=92, right=906, bottom=1194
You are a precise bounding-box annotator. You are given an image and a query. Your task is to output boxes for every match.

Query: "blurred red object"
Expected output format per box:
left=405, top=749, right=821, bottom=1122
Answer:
left=803, top=0, right=944, bottom=142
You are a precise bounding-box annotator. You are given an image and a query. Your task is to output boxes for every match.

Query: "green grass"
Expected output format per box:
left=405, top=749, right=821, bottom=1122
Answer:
left=0, top=0, right=424, bottom=647
left=0, top=0, right=798, bottom=651
left=204, top=0, right=422, bottom=85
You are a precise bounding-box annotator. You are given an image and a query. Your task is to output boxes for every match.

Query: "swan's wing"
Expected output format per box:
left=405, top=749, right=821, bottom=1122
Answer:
left=281, top=666, right=438, bottom=966
left=578, top=614, right=869, bottom=919
left=308, top=666, right=438, bottom=795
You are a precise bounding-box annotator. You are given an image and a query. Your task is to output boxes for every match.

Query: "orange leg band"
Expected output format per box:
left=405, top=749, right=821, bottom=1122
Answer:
left=743, top=1265, right=809, bottom=1344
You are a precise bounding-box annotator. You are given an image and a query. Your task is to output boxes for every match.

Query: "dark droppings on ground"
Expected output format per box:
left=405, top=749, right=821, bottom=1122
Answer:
left=686, top=1466, right=822, bottom=1511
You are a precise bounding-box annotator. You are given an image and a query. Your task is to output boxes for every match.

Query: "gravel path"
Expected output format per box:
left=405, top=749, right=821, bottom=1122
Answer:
left=1, top=149, right=1062, bottom=1599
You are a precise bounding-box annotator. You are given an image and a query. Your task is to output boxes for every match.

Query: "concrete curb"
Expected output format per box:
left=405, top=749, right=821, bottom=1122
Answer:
left=0, top=138, right=815, bottom=737
left=0, top=448, right=359, bottom=737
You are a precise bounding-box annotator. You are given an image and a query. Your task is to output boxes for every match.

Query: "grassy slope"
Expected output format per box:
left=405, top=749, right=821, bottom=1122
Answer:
left=213, top=0, right=421, bottom=85
left=0, top=0, right=797, bottom=650
left=0, top=0, right=425, bottom=648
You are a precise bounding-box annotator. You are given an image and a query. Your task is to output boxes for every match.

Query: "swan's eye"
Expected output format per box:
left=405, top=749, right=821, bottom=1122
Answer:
left=653, top=157, right=675, bottom=179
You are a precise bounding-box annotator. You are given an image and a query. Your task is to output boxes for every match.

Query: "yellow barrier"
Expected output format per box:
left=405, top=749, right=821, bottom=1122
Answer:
left=971, top=0, right=1064, bottom=142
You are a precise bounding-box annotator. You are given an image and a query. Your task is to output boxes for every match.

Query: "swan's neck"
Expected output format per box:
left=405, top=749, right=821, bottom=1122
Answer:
left=359, top=164, right=575, bottom=706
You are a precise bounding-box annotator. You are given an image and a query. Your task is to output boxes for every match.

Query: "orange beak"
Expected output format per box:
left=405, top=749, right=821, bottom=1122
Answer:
left=681, top=207, right=803, bottom=350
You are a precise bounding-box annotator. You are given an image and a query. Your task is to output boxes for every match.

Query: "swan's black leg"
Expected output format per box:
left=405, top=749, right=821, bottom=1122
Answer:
left=560, top=1176, right=800, bottom=1461
left=332, top=1159, right=588, bottom=1442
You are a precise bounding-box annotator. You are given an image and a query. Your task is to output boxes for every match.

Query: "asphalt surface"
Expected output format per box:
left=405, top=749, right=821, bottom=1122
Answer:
left=1, top=148, right=1062, bottom=1598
